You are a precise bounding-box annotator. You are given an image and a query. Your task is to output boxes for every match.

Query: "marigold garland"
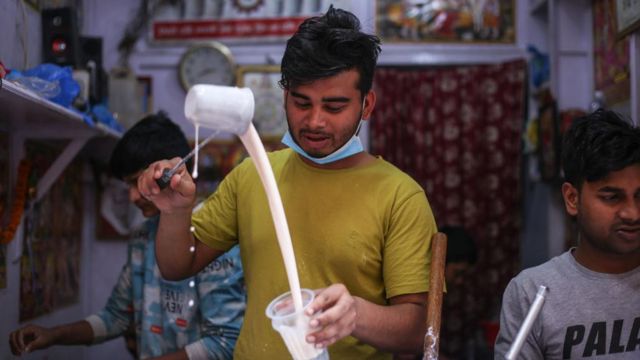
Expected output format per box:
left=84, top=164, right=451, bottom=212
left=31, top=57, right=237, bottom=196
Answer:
left=1, top=159, right=31, bottom=244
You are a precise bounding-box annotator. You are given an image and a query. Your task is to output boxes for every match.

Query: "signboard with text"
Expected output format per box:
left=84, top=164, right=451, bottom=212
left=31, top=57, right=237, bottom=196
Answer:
left=149, top=0, right=351, bottom=43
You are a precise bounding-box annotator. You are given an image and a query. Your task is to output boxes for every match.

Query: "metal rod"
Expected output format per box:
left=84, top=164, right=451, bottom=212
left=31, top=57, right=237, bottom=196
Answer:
left=505, top=285, right=548, bottom=360
left=156, top=131, right=218, bottom=189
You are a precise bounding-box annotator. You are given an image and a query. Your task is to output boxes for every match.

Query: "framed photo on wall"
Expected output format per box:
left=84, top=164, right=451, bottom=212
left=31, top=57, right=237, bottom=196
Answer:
left=236, top=65, right=287, bottom=137
left=616, top=0, right=640, bottom=38
left=595, top=0, right=630, bottom=107
left=195, top=138, right=285, bottom=201
left=375, top=0, right=515, bottom=43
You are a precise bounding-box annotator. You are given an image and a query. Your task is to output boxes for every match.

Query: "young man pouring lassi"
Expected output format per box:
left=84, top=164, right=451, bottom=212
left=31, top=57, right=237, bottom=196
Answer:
left=137, top=6, right=438, bottom=359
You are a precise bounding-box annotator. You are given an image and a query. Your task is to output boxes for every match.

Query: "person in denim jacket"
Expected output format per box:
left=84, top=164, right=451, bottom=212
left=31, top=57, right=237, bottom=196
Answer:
left=9, top=112, right=245, bottom=359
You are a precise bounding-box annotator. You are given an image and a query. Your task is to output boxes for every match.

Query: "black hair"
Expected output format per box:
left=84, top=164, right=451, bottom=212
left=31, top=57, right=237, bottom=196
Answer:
left=279, top=5, right=381, bottom=97
left=440, top=225, right=477, bottom=264
left=109, top=111, right=192, bottom=180
left=561, top=109, right=640, bottom=189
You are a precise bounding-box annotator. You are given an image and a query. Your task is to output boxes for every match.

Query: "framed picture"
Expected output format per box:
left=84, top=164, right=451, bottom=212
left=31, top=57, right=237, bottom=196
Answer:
left=375, top=0, right=515, bottom=43
left=236, top=65, right=287, bottom=137
left=20, top=140, right=83, bottom=321
left=594, top=0, right=630, bottom=106
left=195, top=138, right=285, bottom=201
left=616, top=0, right=640, bottom=38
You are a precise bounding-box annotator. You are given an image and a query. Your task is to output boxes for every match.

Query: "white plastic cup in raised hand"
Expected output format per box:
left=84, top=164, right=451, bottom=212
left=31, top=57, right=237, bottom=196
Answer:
left=184, top=84, right=254, bottom=135
left=266, top=289, right=329, bottom=360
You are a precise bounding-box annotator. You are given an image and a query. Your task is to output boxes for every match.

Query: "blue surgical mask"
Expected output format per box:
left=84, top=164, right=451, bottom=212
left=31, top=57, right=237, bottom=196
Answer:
left=281, top=120, right=364, bottom=165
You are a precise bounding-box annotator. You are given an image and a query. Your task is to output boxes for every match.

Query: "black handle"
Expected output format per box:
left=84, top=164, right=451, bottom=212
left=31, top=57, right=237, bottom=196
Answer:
left=155, top=168, right=173, bottom=190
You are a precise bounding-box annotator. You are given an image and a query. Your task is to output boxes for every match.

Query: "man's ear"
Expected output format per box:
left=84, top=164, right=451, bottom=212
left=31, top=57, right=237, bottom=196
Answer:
left=362, top=90, right=376, bottom=120
left=562, top=182, right=579, bottom=216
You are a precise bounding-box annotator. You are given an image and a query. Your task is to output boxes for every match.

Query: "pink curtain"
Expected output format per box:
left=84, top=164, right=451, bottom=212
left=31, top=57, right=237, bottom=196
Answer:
left=371, top=60, right=526, bottom=357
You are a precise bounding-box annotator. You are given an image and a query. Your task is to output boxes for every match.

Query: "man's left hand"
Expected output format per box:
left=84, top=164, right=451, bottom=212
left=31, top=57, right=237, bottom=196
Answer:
left=305, top=284, right=358, bottom=348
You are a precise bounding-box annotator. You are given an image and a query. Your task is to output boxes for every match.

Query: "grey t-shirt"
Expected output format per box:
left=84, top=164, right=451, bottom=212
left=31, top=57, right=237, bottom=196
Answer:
left=494, top=250, right=640, bottom=359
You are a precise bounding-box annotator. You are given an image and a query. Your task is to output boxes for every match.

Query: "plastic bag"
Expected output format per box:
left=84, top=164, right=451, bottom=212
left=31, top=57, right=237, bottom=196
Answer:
left=92, top=104, right=124, bottom=133
left=6, top=63, right=80, bottom=108
left=8, top=75, right=61, bottom=98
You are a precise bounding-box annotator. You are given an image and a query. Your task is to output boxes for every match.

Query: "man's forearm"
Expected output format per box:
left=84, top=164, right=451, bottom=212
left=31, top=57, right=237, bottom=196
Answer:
left=52, top=320, right=95, bottom=345
left=156, top=210, right=198, bottom=280
left=352, top=296, right=427, bottom=353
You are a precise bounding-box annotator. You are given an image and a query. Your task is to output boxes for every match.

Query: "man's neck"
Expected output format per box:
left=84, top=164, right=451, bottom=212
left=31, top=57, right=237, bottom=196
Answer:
left=297, top=151, right=375, bottom=170
left=572, top=245, right=640, bottom=274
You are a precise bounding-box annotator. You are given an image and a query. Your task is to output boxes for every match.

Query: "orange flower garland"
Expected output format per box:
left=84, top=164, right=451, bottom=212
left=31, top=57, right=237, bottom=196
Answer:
left=1, top=159, right=31, bottom=244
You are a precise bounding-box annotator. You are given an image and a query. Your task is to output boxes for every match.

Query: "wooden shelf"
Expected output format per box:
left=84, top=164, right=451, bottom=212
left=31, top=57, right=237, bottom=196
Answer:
left=0, top=77, right=121, bottom=201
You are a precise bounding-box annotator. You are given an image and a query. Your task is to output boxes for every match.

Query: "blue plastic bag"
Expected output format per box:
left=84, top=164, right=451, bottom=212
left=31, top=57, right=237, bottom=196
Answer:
left=6, top=63, right=80, bottom=108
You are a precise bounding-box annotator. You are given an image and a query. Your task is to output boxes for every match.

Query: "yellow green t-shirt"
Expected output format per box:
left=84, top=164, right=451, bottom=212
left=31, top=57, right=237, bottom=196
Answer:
left=192, top=149, right=437, bottom=359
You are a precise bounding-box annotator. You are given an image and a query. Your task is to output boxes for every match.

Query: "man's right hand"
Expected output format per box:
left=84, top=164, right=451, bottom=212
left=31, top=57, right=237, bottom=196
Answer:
left=9, top=324, right=56, bottom=355
left=137, top=158, right=197, bottom=214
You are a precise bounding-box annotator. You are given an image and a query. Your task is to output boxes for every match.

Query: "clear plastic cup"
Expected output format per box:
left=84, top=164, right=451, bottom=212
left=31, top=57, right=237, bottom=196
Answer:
left=265, top=289, right=329, bottom=360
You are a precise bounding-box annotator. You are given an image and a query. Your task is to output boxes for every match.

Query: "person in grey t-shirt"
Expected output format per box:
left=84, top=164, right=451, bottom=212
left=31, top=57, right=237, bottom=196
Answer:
left=495, top=109, right=640, bottom=360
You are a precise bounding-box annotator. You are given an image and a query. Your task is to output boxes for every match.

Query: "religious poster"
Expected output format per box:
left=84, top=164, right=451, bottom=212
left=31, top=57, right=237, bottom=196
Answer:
left=0, top=131, right=8, bottom=289
left=19, top=140, right=83, bottom=321
left=196, top=138, right=285, bottom=201
left=376, top=0, right=515, bottom=43
left=149, top=0, right=351, bottom=42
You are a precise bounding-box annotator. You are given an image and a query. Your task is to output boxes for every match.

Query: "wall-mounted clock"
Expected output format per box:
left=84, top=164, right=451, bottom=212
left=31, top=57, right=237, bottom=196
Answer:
left=178, top=42, right=236, bottom=91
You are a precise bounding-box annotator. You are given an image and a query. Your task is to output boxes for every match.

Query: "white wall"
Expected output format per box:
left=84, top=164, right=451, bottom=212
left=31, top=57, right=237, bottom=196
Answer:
left=0, top=0, right=41, bottom=70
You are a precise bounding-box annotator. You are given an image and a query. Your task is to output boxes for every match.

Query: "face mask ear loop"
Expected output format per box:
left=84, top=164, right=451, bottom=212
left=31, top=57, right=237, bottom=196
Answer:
left=355, top=100, right=366, bottom=136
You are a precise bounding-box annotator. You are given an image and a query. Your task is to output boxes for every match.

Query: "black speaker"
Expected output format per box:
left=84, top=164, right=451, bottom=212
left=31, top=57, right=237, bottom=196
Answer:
left=41, top=7, right=80, bottom=66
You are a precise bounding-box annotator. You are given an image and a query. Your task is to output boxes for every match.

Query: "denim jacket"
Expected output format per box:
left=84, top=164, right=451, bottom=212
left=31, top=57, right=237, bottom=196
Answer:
left=86, top=216, right=245, bottom=359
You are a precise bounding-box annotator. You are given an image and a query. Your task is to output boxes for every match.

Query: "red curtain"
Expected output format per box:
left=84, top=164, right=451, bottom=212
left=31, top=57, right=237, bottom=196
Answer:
left=371, top=60, right=526, bottom=357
